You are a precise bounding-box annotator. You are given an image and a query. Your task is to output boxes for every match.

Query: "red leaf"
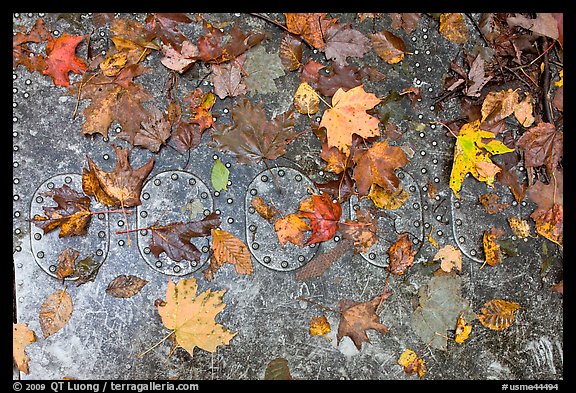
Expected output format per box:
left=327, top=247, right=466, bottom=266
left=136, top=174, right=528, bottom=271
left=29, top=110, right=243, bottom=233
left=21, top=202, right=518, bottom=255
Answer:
left=297, top=193, right=342, bottom=246
left=42, top=33, right=87, bottom=87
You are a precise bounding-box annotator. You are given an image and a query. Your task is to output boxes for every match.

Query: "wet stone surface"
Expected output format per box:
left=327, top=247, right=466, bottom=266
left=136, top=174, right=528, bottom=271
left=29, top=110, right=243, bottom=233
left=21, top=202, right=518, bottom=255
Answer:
left=13, top=13, right=563, bottom=380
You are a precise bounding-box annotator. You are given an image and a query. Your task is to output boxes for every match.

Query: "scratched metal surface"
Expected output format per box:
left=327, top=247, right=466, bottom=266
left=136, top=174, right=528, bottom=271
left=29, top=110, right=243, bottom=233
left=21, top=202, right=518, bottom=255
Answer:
left=13, top=12, right=563, bottom=380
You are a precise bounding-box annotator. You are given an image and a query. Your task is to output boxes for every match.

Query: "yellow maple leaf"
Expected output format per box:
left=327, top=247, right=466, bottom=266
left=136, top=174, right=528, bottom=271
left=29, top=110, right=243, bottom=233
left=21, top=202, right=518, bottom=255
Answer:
left=274, top=213, right=311, bottom=247
left=449, top=120, right=515, bottom=198
left=320, top=85, right=381, bottom=156
left=156, top=278, right=237, bottom=356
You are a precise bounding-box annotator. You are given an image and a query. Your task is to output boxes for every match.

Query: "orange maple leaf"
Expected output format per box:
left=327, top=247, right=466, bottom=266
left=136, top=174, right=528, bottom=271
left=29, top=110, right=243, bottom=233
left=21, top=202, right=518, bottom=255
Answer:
left=320, top=85, right=381, bottom=156
left=42, top=33, right=87, bottom=87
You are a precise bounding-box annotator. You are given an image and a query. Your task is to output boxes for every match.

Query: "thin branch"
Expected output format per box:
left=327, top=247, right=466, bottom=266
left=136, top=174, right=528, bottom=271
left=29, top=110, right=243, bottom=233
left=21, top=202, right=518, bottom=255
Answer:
left=296, top=295, right=341, bottom=315
left=248, top=13, right=315, bottom=49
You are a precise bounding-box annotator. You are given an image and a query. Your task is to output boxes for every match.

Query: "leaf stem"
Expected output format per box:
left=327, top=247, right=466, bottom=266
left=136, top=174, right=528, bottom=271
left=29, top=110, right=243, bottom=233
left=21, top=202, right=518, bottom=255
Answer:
left=296, top=295, right=340, bottom=315
left=116, top=226, right=151, bottom=235
left=137, top=330, right=175, bottom=359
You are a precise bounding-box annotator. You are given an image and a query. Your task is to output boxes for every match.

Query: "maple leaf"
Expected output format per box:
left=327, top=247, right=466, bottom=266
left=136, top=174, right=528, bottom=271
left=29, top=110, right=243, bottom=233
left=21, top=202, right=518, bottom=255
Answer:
left=172, top=89, right=216, bottom=152
left=13, top=18, right=49, bottom=73
left=211, top=53, right=247, bottom=100
left=337, top=295, right=389, bottom=350
left=433, top=245, right=462, bottom=273
left=106, top=275, right=148, bottom=298
left=31, top=184, right=92, bottom=238
left=389, top=13, right=421, bottom=34
left=369, top=30, right=407, bottom=64
left=144, top=13, right=192, bottom=51
left=284, top=13, right=336, bottom=49
left=322, top=23, right=371, bottom=66
left=159, top=40, right=199, bottom=74
left=439, top=13, right=470, bottom=44
left=131, top=106, right=172, bottom=153
left=316, top=62, right=364, bottom=97
left=211, top=98, right=296, bottom=164
left=13, top=323, right=36, bottom=374
left=274, top=214, right=311, bottom=247
left=71, top=64, right=153, bottom=140
left=39, top=289, right=73, bottom=338
left=82, top=144, right=155, bottom=208
left=517, top=122, right=562, bottom=176
left=196, top=22, right=267, bottom=64
left=297, top=193, right=342, bottom=246
left=279, top=33, right=303, bottom=71
left=205, top=228, right=254, bottom=281
left=449, top=120, right=515, bottom=198
left=320, top=85, right=381, bottom=156
left=42, top=33, right=87, bottom=87
left=148, top=212, right=221, bottom=263
left=243, top=46, right=286, bottom=95
left=156, top=278, right=236, bottom=356
left=387, top=233, right=414, bottom=275
left=477, top=299, right=521, bottom=331
left=109, top=18, right=160, bottom=64
left=338, top=208, right=378, bottom=254
left=352, top=140, right=409, bottom=196
left=506, top=13, right=559, bottom=41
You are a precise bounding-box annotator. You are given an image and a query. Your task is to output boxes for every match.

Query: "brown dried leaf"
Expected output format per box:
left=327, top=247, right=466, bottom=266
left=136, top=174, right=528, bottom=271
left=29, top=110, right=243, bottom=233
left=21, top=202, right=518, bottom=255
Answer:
left=477, top=299, right=521, bottom=330
left=369, top=30, right=406, bottom=64
left=322, top=23, right=371, bottom=66
left=106, top=275, right=149, bottom=298
left=507, top=217, right=532, bottom=238
left=434, top=245, right=462, bottom=273
left=284, top=13, right=335, bottom=49
left=338, top=209, right=378, bottom=254
left=337, top=295, right=389, bottom=350
left=479, top=193, right=510, bottom=215
left=439, top=13, right=470, bottom=44
left=13, top=323, right=36, bottom=374
left=206, top=228, right=254, bottom=281
left=387, top=233, right=414, bottom=275
left=130, top=106, right=172, bottom=153
left=56, top=248, right=79, bottom=280
left=389, top=13, right=421, bottom=34
left=279, top=33, right=303, bottom=71
left=39, top=289, right=73, bottom=338
left=211, top=53, right=247, bottom=100
left=483, top=227, right=505, bottom=266
left=531, top=203, right=563, bottom=247
left=517, top=122, right=563, bottom=176
left=252, top=196, right=277, bottom=222
left=295, top=238, right=353, bottom=281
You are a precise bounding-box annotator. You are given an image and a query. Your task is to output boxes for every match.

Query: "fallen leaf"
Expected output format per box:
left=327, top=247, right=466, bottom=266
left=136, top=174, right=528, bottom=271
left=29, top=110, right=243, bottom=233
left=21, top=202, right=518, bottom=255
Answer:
left=389, top=13, right=421, bottom=34
left=337, top=295, right=389, bottom=350
left=477, top=299, right=521, bottom=330
left=517, top=122, right=562, bottom=176
left=274, top=214, right=311, bottom=247
left=73, top=255, right=101, bottom=286
left=550, top=280, right=563, bottom=296
left=294, top=82, right=320, bottom=116
left=449, top=120, right=515, bottom=198
left=465, top=54, right=492, bottom=97
left=454, top=314, right=472, bottom=343
left=353, top=140, right=409, bottom=196
left=131, top=106, right=172, bottom=153
left=211, top=98, right=296, bottom=164
left=39, top=289, right=73, bottom=338
left=55, top=248, right=79, bottom=280
left=320, top=85, right=381, bottom=156
left=148, top=212, right=221, bottom=264
left=507, top=13, right=559, bottom=40
left=13, top=18, right=49, bottom=73
left=284, top=13, right=335, bottom=49
left=42, top=33, right=87, bottom=87
left=507, top=217, right=532, bottom=238
left=411, top=274, right=475, bottom=350
left=196, top=22, right=266, bottom=64
left=434, top=245, right=462, bottom=273
left=387, top=233, right=414, bottom=275
left=82, top=144, right=155, bottom=208
left=316, top=63, right=364, bottom=97
left=211, top=159, right=230, bottom=192
left=338, top=208, right=379, bottom=254
left=481, top=88, right=520, bottom=125
left=320, top=143, right=348, bottom=174
left=398, top=348, right=427, bottom=378
left=264, top=358, right=292, bottom=380
left=483, top=227, right=505, bottom=266
left=531, top=203, right=563, bottom=247
left=99, top=51, right=128, bottom=77
left=13, top=323, right=36, bottom=374
left=514, top=94, right=535, bottom=127
left=156, top=278, right=236, bottom=356
left=210, top=54, right=247, bottom=100
left=367, top=183, right=409, bottom=210
left=159, top=40, right=198, bottom=74
left=172, top=89, right=216, bottom=153
left=309, top=315, right=331, bottom=336
left=479, top=193, right=510, bottom=215
left=144, top=13, right=192, bottom=52
left=439, top=13, right=470, bottom=44
left=109, top=18, right=160, bottom=64
left=279, top=34, right=303, bottom=71
left=243, top=46, right=286, bottom=95
left=322, top=23, right=371, bottom=66
left=369, top=30, right=407, bottom=64
left=206, top=228, right=254, bottom=281
left=251, top=196, right=277, bottom=222
left=31, top=184, right=92, bottom=238
left=297, top=193, right=342, bottom=246
left=106, top=275, right=148, bottom=298
left=295, top=238, right=354, bottom=281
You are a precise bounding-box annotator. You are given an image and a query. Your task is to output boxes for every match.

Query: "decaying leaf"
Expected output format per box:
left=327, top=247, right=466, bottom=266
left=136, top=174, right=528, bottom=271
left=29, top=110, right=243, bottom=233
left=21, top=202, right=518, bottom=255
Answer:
left=39, top=289, right=73, bottom=338
left=13, top=323, right=36, bottom=374
left=196, top=21, right=267, bottom=64
left=31, top=184, right=93, bottom=238
left=279, top=34, right=303, bottom=71
left=42, top=33, right=87, bottom=87
left=370, top=30, right=407, bottom=64
left=294, top=82, right=320, bottom=116
left=483, top=227, right=505, bottom=266
left=309, top=315, right=331, bottom=336
left=13, top=18, right=50, bottom=73
left=284, top=13, right=335, bottom=49
left=295, top=238, right=354, bottom=281
left=439, top=13, right=470, bottom=44
left=206, top=228, right=254, bottom=281
left=320, top=85, right=381, bottom=156
left=210, top=54, right=247, bottom=100
left=338, top=208, right=378, bottom=254
left=411, top=274, right=475, bottom=350
left=264, top=358, right=292, bottom=380
left=132, top=106, right=172, bottom=153
left=322, top=23, right=371, bottom=66
left=506, top=13, right=559, bottom=41
left=550, top=280, right=563, bottom=296
left=454, top=314, right=472, bottom=343
left=106, top=275, right=148, bottom=298
left=55, top=248, right=80, bottom=280
left=251, top=196, right=277, bottom=222
left=156, top=278, right=236, bottom=356
left=337, top=295, right=389, bottom=350
left=83, top=144, right=155, bottom=208
left=243, top=45, right=286, bottom=95
left=479, top=193, right=510, bottom=215
left=398, top=348, right=427, bottom=378
left=73, top=255, right=101, bottom=286
left=274, top=214, right=311, bottom=247
left=434, top=245, right=462, bottom=273
left=449, top=120, right=515, bottom=198
left=508, top=217, right=532, bottom=238
left=387, top=233, right=414, bottom=275
left=367, top=183, right=409, bottom=210
left=531, top=203, right=563, bottom=247
left=477, top=299, right=521, bottom=331
left=297, top=193, right=342, bottom=246
left=517, top=122, right=562, bottom=177
left=159, top=40, right=198, bottom=73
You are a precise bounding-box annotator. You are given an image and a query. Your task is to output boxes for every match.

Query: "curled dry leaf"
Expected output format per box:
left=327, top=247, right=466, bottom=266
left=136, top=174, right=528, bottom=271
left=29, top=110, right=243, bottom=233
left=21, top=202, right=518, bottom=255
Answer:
left=483, top=227, right=505, bottom=266
left=206, top=228, right=254, bottom=281
left=106, top=275, right=149, bottom=298
left=39, top=289, right=73, bottom=338
left=279, top=34, right=303, bottom=71
left=517, top=122, right=563, bottom=177
left=284, top=13, right=335, bottom=49
left=507, top=217, right=532, bottom=238
left=387, top=233, right=414, bottom=276
left=251, top=196, right=277, bottom=222
left=156, top=278, right=236, bottom=356
left=369, top=30, right=406, bottom=64
left=337, top=295, right=389, bottom=350
left=454, top=314, right=472, bottom=343
left=477, top=299, right=521, bottom=331
left=398, top=348, right=427, bottom=378
left=338, top=208, right=379, bottom=254
left=13, top=323, right=36, bottom=374
left=309, top=315, right=331, bottom=337
left=479, top=193, right=510, bottom=215
left=55, top=248, right=79, bottom=280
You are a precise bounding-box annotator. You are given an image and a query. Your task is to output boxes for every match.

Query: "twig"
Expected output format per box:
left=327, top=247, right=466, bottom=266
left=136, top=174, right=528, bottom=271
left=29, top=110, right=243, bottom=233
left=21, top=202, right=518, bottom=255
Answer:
left=375, top=270, right=392, bottom=314
left=248, top=13, right=315, bottom=49
left=540, top=38, right=553, bottom=124
left=296, top=295, right=341, bottom=315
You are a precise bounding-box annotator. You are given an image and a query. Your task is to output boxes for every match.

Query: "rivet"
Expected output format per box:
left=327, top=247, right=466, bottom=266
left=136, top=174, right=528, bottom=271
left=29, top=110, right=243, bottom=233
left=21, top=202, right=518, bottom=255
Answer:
left=227, top=217, right=234, bottom=224
left=414, top=49, right=419, bottom=55
left=214, top=191, right=220, bottom=197
left=15, top=246, right=22, bottom=252
left=98, top=213, right=105, bottom=220
left=413, top=220, right=420, bottom=227
left=459, top=236, right=465, bottom=243
left=249, top=224, right=257, bottom=232
left=423, top=34, right=428, bottom=39
left=413, top=203, right=420, bottom=209
left=103, top=154, right=109, bottom=160
left=295, top=174, right=302, bottom=182
left=521, top=201, right=527, bottom=206
left=49, top=265, right=57, bottom=272
left=13, top=178, right=20, bottom=185
left=512, top=201, right=518, bottom=206
left=263, top=256, right=271, bottom=263
left=518, top=166, right=525, bottom=171
left=155, top=261, right=162, bottom=268
left=53, top=30, right=60, bottom=36
left=418, top=114, right=423, bottom=120
left=225, top=162, right=231, bottom=168
left=278, top=169, right=285, bottom=177
left=432, top=141, right=437, bottom=146
left=409, top=185, right=416, bottom=192
left=13, top=102, right=17, bottom=108
left=189, top=178, right=197, bottom=186
left=144, top=247, right=151, bottom=254
left=98, top=231, right=106, bottom=238
left=227, top=198, right=233, bottom=204
left=118, top=240, right=125, bottom=246
left=411, top=36, right=417, bottom=42
left=470, top=250, right=477, bottom=256
left=33, top=233, right=41, bottom=240
left=202, top=246, right=209, bottom=253
left=424, top=222, right=430, bottom=229
left=455, top=219, right=462, bottom=225
left=47, top=182, right=55, bottom=189
left=252, top=242, right=260, bottom=250
left=227, top=181, right=232, bottom=186
left=215, top=209, right=221, bottom=215
left=223, top=108, right=229, bottom=114
left=420, top=151, right=426, bottom=156
left=422, top=186, right=428, bottom=192
left=281, top=261, right=289, bottom=268
left=412, top=238, right=419, bottom=244
left=201, top=192, right=208, bottom=199
left=436, top=215, right=442, bottom=221
left=154, top=179, right=161, bottom=186
left=96, top=249, right=103, bottom=256
left=428, top=87, right=434, bottom=92
left=248, top=207, right=255, bottom=214
left=13, top=88, right=18, bottom=94
left=423, top=204, right=429, bottom=210
left=35, top=196, right=44, bottom=203
left=454, top=201, right=461, bottom=209
left=37, top=251, right=44, bottom=258
left=25, top=79, right=31, bottom=85
left=334, top=236, right=340, bottom=242
left=437, top=230, right=443, bottom=236
left=430, top=124, right=436, bottom=129
left=421, top=168, right=427, bottom=174
left=13, top=131, right=19, bottom=137
left=203, top=209, right=211, bottom=216
left=425, top=50, right=431, bottom=55
left=64, top=176, right=72, bottom=184
left=397, top=172, right=405, bottom=179
left=511, top=236, right=517, bottom=241
left=435, top=195, right=441, bottom=201
left=415, top=62, right=420, bottom=67
left=432, top=159, right=438, bottom=164
left=13, top=195, right=19, bottom=201
left=140, top=211, right=148, bottom=218
left=261, top=175, right=268, bottom=182
left=213, top=154, right=219, bottom=160
left=419, top=132, right=425, bottom=138
left=173, top=265, right=181, bottom=273
left=298, top=255, right=306, bottom=262
left=250, top=189, right=257, bottom=196
left=117, top=220, right=124, bottom=227
left=427, top=67, right=432, bottom=73
left=368, top=253, right=376, bottom=260
left=13, top=145, right=19, bottom=152
left=171, top=173, right=179, bottom=180
left=13, top=117, right=18, bottom=123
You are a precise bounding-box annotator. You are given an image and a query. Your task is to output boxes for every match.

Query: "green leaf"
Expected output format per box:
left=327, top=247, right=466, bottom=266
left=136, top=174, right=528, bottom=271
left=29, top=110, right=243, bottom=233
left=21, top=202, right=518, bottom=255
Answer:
left=211, top=159, right=229, bottom=192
